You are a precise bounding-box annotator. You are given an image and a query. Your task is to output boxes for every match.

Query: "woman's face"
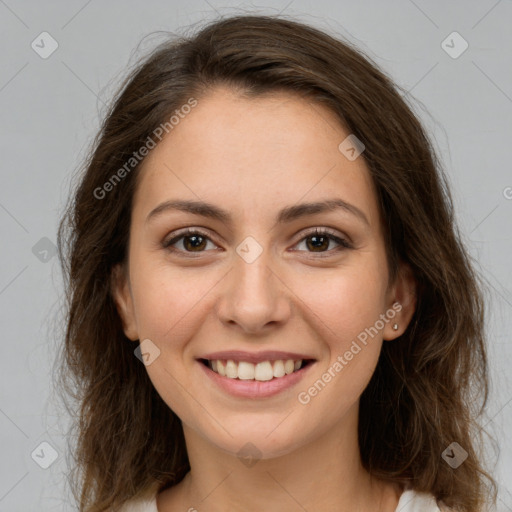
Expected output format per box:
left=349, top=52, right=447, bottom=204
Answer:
left=112, top=86, right=415, bottom=459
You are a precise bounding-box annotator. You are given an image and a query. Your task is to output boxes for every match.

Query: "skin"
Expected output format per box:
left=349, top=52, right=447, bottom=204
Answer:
left=112, top=86, right=417, bottom=512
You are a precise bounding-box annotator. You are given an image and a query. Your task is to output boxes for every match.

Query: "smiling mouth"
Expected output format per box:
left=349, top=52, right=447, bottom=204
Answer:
left=198, top=358, right=315, bottom=381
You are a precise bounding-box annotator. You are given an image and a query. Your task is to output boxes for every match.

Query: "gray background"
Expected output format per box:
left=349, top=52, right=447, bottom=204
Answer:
left=0, top=0, right=511, bottom=510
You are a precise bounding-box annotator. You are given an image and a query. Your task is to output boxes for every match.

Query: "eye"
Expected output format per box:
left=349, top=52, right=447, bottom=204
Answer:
left=162, top=227, right=351, bottom=257
left=162, top=228, right=218, bottom=255
left=292, top=227, right=352, bottom=256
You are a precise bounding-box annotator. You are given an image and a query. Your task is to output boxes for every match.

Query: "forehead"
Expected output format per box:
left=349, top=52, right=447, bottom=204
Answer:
left=132, top=86, right=380, bottom=231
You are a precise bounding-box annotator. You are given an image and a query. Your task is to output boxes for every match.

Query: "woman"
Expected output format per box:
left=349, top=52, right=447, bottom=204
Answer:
left=56, top=14, right=496, bottom=512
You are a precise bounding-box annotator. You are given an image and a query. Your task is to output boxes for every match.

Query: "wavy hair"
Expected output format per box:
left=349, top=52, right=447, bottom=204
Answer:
left=55, top=14, right=497, bottom=512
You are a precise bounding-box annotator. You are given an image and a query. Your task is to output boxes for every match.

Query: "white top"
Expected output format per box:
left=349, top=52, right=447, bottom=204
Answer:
left=119, top=488, right=443, bottom=511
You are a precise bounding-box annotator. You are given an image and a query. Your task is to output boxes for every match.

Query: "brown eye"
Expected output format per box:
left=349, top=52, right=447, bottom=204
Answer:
left=305, top=233, right=330, bottom=252
left=294, top=228, right=352, bottom=255
left=181, top=234, right=208, bottom=251
left=163, top=229, right=216, bottom=254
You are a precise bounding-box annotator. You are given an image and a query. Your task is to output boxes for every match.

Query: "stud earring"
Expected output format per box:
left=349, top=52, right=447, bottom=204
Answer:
left=392, top=323, right=399, bottom=331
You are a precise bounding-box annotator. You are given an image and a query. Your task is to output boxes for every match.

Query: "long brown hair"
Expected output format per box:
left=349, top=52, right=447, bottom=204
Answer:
left=55, top=14, right=497, bottom=511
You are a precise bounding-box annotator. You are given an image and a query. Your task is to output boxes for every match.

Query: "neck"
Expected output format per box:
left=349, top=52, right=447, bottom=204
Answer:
left=160, top=404, right=402, bottom=512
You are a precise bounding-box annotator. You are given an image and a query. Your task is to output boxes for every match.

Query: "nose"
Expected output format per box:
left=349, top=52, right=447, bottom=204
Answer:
left=215, top=247, right=291, bottom=334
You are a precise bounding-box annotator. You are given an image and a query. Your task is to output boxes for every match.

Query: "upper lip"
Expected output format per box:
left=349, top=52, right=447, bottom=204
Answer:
left=197, top=350, right=316, bottom=364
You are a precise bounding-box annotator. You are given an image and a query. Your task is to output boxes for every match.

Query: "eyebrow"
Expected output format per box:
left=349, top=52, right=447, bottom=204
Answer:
left=146, top=198, right=370, bottom=227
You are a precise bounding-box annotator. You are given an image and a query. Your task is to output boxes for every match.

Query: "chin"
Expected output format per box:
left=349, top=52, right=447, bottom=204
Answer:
left=194, top=416, right=312, bottom=462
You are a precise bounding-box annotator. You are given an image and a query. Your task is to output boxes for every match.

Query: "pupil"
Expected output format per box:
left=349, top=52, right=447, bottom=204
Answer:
left=308, top=235, right=328, bottom=251
left=185, top=235, right=206, bottom=251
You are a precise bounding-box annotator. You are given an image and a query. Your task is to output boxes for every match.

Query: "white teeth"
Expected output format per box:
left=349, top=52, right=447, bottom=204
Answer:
left=284, top=360, right=295, bottom=375
left=254, top=361, right=273, bottom=381
left=273, top=360, right=285, bottom=378
left=207, top=358, right=305, bottom=381
left=238, top=361, right=255, bottom=380
left=225, top=359, right=238, bottom=379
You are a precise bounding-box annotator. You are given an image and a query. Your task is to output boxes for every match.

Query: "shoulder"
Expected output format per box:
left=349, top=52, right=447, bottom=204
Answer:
left=396, top=489, right=453, bottom=512
left=118, top=493, right=158, bottom=512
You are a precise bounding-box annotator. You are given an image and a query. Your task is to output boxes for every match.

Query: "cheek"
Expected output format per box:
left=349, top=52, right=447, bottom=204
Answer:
left=129, top=259, right=207, bottom=344
left=294, top=261, right=387, bottom=348
left=291, top=266, right=386, bottom=423
left=128, top=261, right=208, bottom=420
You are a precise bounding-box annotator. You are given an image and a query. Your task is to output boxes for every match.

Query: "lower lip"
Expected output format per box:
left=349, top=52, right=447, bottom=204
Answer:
left=197, top=360, right=315, bottom=398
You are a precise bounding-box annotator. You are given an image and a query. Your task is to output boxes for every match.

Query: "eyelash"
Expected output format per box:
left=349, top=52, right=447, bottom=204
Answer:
left=162, top=227, right=352, bottom=258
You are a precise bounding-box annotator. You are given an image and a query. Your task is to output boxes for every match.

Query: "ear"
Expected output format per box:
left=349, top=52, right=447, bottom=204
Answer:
left=110, top=263, right=139, bottom=341
left=383, top=262, right=417, bottom=341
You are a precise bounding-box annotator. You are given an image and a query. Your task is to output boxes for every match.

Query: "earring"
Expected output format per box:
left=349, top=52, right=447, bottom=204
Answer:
left=392, top=323, right=399, bottom=331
